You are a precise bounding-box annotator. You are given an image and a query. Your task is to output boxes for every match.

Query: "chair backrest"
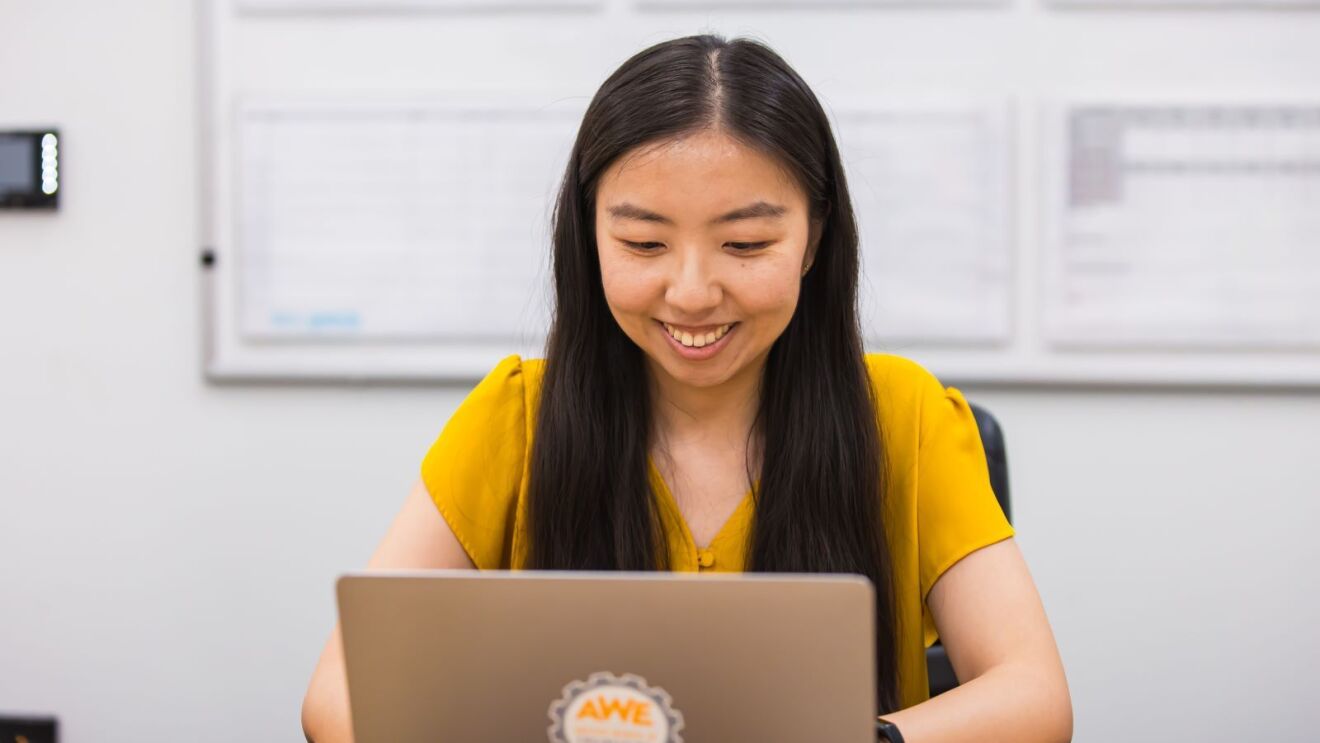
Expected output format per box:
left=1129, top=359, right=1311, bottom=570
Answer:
left=925, top=401, right=1012, bottom=700
left=967, top=402, right=1011, bottom=524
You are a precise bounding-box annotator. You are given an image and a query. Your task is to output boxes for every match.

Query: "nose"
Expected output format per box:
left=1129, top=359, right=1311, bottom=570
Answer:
left=664, top=245, right=723, bottom=317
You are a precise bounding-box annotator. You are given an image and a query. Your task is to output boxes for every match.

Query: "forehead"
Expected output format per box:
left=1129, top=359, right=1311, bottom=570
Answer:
left=596, top=130, right=806, bottom=222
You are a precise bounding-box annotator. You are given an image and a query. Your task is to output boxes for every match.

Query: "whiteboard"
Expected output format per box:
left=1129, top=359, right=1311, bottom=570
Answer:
left=206, top=94, right=579, bottom=381
left=835, top=99, right=1014, bottom=348
left=236, top=98, right=574, bottom=342
left=199, top=0, right=1320, bottom=387
left=200, top=0, right=598, bottom=381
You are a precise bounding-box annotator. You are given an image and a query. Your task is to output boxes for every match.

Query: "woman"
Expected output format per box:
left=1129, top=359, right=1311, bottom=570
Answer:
left=303, top=33, right=1072, bottom=743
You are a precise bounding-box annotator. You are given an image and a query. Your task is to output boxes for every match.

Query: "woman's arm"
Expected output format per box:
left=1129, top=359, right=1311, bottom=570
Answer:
left=881, top=537, right=1073, bottom=743
left=301, top=477, right=476, bottom=743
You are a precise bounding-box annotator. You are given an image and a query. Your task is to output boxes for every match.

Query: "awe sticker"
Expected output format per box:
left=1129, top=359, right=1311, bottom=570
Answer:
left=547, top=671, right=685, bottom=743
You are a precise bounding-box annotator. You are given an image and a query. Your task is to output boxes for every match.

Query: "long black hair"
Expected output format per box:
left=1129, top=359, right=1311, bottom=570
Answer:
left=526, top=33, right=900, bottom=714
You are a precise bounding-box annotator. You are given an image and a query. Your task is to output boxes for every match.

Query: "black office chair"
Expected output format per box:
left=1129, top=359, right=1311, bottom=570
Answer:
left=925, top=402, right=1012, bottom=698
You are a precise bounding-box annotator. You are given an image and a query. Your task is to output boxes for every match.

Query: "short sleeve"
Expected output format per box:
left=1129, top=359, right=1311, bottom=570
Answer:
left=915, top=373, right=1016, bottom=605
left=419, top=354, right=528, bottom=570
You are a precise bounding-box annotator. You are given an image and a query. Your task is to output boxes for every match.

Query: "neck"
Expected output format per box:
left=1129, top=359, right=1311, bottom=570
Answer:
left=646, top=353, right=766, bottom=455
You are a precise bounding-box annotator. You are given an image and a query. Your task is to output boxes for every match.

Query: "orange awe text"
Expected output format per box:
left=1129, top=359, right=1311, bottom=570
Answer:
left=575, top=695, right=656, bottom=726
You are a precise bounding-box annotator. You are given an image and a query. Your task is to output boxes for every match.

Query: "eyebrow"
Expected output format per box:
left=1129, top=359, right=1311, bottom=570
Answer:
left=606, top=200, right=788, bottom=226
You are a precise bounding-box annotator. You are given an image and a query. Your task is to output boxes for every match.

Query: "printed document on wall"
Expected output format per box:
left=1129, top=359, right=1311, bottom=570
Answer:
left=237, top=99, right=580, bottom=342
left=835, top=101, right=1013, bottom=346
left=1050, top=0, right=1320, bottom=6
left=638, top=0, right=1003, bottom=7
left=1043, top=102, right=1320, bottom=349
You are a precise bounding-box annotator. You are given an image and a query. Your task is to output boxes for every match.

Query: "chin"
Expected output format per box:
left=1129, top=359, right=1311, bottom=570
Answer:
left=664, top=362, right=732, bottom=387
left=648, top=344, right=743, bottom=386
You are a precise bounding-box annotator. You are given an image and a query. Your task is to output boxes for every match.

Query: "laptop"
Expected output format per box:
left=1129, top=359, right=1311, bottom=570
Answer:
left=337, top=570, right=878, bottom=742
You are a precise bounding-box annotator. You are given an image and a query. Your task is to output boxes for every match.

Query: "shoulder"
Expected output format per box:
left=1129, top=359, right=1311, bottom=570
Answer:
left=863, top=352, right=948, bottom=412
left=863, top=352, right=979, bottom=452
left=863, top=352, right=938, bottom=388
left=423, top=355, right=544, bottom=479
left=469, top=354, right=544, bottom=398
left=446, top=354, right=546, bottom=419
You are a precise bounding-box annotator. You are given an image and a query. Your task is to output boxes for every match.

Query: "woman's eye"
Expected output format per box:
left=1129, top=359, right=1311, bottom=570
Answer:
left=620, top=240, right=769, bottom=251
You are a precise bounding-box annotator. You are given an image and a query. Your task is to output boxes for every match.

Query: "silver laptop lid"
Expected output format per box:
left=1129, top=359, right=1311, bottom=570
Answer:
left=338, top=570, right=877, bottom=743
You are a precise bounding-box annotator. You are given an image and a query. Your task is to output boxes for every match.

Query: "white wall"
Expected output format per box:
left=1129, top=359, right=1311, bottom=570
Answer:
left=2, top=1, right=1318, bottom=741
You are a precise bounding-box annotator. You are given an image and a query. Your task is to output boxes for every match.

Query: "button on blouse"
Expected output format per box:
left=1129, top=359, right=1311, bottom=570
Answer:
left=696, top=549, right=716, bottom=569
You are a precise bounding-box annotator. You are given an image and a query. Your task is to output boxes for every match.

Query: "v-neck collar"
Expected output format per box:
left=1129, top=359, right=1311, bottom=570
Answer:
left=647, top=456, right=756, bottom=552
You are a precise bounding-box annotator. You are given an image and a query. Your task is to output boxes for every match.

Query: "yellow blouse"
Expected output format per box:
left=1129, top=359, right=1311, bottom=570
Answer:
left=419, top=352, right=1015, bottom=710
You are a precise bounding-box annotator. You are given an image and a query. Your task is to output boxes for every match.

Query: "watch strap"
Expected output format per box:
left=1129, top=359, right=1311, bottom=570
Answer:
left=875, top=717, right=906, bottom=743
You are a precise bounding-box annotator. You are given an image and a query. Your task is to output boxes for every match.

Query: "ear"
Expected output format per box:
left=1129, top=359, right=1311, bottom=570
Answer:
left=803, top=216, right=823, bottom=276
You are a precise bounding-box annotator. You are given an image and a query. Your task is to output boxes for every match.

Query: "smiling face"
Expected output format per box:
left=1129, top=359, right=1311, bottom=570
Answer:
left=593, top=128, right=821, bottom=390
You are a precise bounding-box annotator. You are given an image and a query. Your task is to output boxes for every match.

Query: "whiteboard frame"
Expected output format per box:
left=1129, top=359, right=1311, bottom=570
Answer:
left=197, top=0, right=1320, bottom=388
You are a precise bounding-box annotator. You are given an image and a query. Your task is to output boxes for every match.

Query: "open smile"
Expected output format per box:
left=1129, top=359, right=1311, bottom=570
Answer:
left=654, top=319, right=739, bottom=360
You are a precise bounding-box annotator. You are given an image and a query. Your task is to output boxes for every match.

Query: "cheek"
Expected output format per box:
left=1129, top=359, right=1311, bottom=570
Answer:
left=734, top=261, right=802, bottom=318
left=598, top=254, right=660, bottom=315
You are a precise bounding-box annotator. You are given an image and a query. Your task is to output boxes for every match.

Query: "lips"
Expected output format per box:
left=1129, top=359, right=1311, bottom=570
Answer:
left=655, top=319, right=739, bottom=360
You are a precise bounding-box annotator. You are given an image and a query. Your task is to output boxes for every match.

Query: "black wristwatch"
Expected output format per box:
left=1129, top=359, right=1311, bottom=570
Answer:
left=876, top=717, right=906, bottom=743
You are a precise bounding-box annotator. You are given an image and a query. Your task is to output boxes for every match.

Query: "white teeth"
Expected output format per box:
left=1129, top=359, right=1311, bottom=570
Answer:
left=662, top=322, right=735, bottom=347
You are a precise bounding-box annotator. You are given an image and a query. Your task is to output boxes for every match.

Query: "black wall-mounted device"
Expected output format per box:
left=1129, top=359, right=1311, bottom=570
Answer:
left=0, top=128, right=60, bottom=210
left=0, top=713, right=58, bottom=742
